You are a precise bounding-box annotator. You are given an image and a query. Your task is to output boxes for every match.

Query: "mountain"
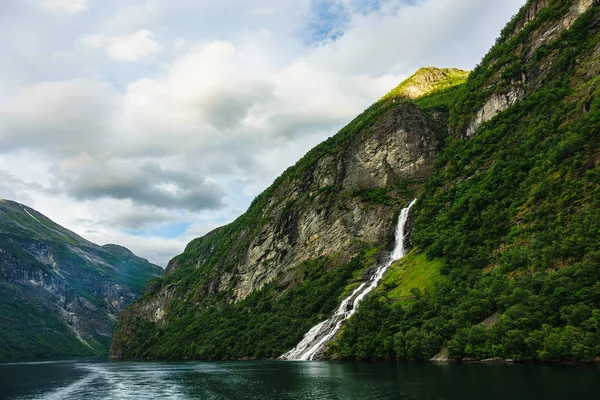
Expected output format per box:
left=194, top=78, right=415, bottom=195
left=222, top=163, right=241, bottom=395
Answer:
left=0, top=199, right=162, bottom=360
left=111, top=0, right=600, bottom=362
left=109, top=67, right=467, bottom=359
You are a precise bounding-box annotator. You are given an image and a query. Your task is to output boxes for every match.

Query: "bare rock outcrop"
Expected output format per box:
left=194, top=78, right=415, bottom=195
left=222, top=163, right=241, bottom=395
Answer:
left=465, top=0, right=597, bottom=137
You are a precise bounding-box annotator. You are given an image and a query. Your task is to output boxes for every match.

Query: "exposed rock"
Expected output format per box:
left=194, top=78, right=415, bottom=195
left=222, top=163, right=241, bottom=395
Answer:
left=465, top=0, right=596, bottom=137
left=430, top=347, right=450, bottom=362
left=112, top=0, right=600, bottom=362
left=110, top=72, right=457, bottom=358
left=511, top=0, right=552, bottom=36
left=343, top=104, right=441, bottom=187
left=479, top=312, right=501, bottom=328
left=136, top=284, right=177, bottom=325
left=197, top=103, right=442, bottom=302
left=480, top=357, right=513, bottom=363
left=466, top=85, right=525, bottom=136
left=511, top=0, right=594, bottom=38
left=527, top=0, right=595, bottom=57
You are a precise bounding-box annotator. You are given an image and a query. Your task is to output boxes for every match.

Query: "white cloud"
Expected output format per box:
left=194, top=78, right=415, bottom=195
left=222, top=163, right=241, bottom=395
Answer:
left=111, top=40, right=274, bottom=156
left=82, top=29, right=162, bottom=62
left=0, top=79, right=117, bottom=154
left=0, top=0, right=527, bottom=264
left=39, top=0, right=88, bottom=14
left=81, top=34, right=106, bottom=48
left=106, top=29, right=162, bottom=61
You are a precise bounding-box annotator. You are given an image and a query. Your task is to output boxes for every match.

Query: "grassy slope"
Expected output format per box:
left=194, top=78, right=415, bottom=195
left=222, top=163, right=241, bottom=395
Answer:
left=331, top=0, right=600, bottom=362
left=114, top=250, right=383, bottom=359
left=380, top=252, right=443, bottom=301
left=0, top=285, right=100, bottom=360
left=117, top=1, right=600, bottom=363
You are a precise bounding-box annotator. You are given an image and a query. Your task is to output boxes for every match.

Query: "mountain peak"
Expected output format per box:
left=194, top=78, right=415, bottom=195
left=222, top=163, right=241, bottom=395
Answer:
left=103, top=243, right=136, bottom=256
left=384, top=67, right=470, bottom=101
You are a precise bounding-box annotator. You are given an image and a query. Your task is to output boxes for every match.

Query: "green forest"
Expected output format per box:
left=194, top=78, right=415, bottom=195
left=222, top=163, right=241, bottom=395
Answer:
left=330, top=0, right=600, bottom=361
left=114, top=248, right=387, bottom=359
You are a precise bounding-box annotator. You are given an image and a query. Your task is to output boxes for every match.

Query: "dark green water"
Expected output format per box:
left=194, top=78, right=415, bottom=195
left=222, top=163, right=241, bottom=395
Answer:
left=1, top=359, right=599, bottom=399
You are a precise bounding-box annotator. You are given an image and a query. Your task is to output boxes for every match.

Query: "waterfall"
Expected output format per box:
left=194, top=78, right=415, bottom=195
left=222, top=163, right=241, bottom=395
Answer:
left=280, top=199, right=417, bottom=361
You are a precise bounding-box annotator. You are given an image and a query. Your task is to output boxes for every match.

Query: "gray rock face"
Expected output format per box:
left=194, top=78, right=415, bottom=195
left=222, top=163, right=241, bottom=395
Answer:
left=114, top=102, right=443, bottom=327
left=110, top=70, right=457, bottom=359
left=465, top=0, right=596, bottom=137
left=511, top=0, right=593, bottom=46
left=0, top=200, right=162, bottom=360
left=342, top=104, right=440, bottom=187
left=466, top=85, right=525, bottom=137
left=219, top=104, right=442, bottom=302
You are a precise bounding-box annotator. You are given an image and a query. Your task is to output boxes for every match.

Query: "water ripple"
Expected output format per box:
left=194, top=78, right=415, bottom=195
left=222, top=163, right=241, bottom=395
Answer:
left=3, top=360, right=600, bottom=400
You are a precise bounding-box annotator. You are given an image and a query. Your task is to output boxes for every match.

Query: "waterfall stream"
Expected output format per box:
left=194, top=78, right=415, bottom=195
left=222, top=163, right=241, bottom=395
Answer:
left=280, top=199, right=417, bottom=361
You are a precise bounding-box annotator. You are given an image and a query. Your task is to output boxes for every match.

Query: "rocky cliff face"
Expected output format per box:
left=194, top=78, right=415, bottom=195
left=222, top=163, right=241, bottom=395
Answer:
left=229, top=103, right=442, bottom=301
left=0, top=200, right=162, bottom=360
left=110, top=68, right=465, bottom=359
left=462, top=0, right=598, bottom=137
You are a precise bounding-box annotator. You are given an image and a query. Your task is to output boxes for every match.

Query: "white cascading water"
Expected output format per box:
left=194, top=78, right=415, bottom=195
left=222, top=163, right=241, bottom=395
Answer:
left=280, top=199, right=417, bottom=361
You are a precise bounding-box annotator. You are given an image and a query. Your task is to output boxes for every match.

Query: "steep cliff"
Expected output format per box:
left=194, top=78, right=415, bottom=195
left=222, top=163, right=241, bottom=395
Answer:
left=110, top=68, right=467, bottom=359
left=112, top=0, right=600, bottom=363
left=457, top=0, right=597, bottom=136
left=332, top=0, right=600, bottom=362
left=0, top=200, right=162, bottom=360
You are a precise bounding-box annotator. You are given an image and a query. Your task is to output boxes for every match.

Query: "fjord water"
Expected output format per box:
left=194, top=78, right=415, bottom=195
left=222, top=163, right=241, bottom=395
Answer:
left=282, top=200, right=417, bottom=361
left=1, top=360, right=600, bottom=400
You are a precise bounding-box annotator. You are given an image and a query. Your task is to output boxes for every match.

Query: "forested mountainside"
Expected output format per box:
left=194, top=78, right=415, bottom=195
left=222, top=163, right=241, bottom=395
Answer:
left=110, top=66, right=467, bottom=359
left=111, top=0, right=600, bottom=362
left=0, top=200, right=162, bottom=360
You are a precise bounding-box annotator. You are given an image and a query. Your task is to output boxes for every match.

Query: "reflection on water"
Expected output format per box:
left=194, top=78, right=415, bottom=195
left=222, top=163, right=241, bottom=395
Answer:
left=1, top=359, right=599, bottom=400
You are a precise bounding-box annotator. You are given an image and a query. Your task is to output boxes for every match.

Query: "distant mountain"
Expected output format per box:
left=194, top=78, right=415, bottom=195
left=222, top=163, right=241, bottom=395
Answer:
left=0, top=199, right=162, bottom=360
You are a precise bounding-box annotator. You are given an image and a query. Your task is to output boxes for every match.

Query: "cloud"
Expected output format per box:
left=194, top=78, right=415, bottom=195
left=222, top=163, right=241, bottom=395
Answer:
left=0, top=0, right=527, bottom=265
left=83, top=29, right=162, bottom=62
left=106, top=30, right=161, bottom=61
left=62, top=161, right=226, bottom=211
left=38, top=0, right=88, bottom=14
left=0, top=169, right=39, bottom=205
left=108, top=207, right=182, bottom=230
left=0, top=79, right=117, bottom=154
left=127, top=40, right=272, bottom=131
left=265, top=59, right=401, bottom=138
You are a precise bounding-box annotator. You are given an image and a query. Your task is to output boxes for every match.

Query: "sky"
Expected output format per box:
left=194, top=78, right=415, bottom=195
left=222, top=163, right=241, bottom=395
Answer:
left=0, top=0, right=526, bottom=267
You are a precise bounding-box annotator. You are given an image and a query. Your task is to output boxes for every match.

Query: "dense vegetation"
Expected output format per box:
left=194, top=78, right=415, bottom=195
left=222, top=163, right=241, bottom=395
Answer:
left=112, top=66, right=467, bottom=359
left=115, top=248, right=386, bottom=359
left=0, top=287, right=105, bottom=360
left=330, top=0, right=600, bottom=362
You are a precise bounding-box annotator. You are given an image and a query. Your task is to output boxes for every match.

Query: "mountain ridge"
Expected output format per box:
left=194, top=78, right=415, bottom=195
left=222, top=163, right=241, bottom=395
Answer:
left=111, top=0, right=600, bottom=362
left=0, top=199, right=162, bottom=360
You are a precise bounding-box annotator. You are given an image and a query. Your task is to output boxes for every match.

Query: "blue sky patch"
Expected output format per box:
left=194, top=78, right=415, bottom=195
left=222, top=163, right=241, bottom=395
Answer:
left=304, top=0, right=350, bottom=44
left=128, top=221, right=191, bottom=239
